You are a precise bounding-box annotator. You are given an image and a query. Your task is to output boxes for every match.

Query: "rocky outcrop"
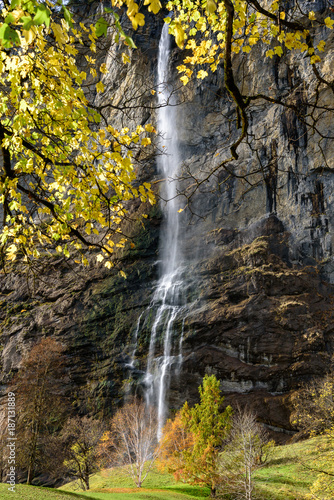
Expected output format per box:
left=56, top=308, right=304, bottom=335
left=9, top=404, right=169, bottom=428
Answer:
left=171, top=215, right=334, bottom=437
left=1, top=4, right=334, bottom=439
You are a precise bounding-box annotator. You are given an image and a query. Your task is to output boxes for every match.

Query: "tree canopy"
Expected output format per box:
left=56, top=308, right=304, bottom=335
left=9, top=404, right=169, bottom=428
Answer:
left=158, top=374, right=232, bottom=494
left=0, top=0, right=155, bottom=271
left=0, top=0, right=333, bottom=265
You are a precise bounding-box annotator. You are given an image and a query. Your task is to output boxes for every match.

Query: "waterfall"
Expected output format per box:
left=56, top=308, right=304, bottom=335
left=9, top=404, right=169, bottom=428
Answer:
left=143, top=22, right=184, bottom=438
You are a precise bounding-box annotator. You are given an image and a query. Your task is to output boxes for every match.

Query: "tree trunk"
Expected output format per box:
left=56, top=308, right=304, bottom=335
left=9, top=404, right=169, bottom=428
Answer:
left=84, top=472, right=90, bottom=490
left=210, top=486, right=216, bottom=497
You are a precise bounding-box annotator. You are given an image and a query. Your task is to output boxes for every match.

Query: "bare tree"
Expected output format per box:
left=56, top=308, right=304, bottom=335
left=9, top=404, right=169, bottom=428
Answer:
left=218, top=408, right=274, bottom=500
left=99, top=398, right=160, bottom=488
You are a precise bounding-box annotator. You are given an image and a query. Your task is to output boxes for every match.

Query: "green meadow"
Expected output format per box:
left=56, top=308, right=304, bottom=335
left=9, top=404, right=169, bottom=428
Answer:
left=1, top=435, right=332, bottom=500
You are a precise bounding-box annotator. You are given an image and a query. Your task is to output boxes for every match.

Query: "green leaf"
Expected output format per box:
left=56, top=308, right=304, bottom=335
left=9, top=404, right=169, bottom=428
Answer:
left=63, top=6, right=73, bottom=27
left=105, top=7, right=113, bottom=13
left=95, top=17, right=108, bottom=37
left=125, top=36, right=137, bottom=48
left=11, top=0, right=21, bottom=8
left=21, top=16, right=33, bottom=31
left=115, top=20, right=125, bottom=37
left=5, top=14, right=16, bottom=25
left=0, top=24, right=20, bottom=47
left=33, top=5, right=51, bottom=28
left=249, top=13, right=256, bottom=23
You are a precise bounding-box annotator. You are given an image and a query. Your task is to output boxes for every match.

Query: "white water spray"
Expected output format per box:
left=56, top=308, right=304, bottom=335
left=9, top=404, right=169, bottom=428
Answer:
left=143, top=23, right=185, bottom=438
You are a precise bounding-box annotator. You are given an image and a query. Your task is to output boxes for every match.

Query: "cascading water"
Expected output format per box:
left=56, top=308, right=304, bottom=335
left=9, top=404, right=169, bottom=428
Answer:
left=143, top=22, right=185, bottom=438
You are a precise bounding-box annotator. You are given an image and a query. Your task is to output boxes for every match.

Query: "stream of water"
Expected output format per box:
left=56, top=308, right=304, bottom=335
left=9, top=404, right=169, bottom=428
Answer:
left=143, top=23, right=185, bottom=438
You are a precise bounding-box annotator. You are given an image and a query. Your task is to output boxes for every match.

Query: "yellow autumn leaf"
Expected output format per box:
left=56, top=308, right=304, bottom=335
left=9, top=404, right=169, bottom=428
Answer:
left=174, top=23, right=185, bottom=49
left=197, top=70, right=208, bottom=79
left=308, top=11, right=316, bottom=20
left=310, top=55, right=321, bottom=64
left=52, top=22, right=68, bottom=47
left=96, top=81, right=105, bottom=93
left=22, top=28, right=36, bottom=45
left=206, top=0, right=217, bottom=14
left=324, top=17, right=334, bottom=29
left=145, top=124, right=155, bottom=133
left=122, top=53, right=131, bottom=64
left=144, top=0, right=162, bottom=14
left=274, top=45, right=283, bottom=56
left=141, top=137, right=151, bottom=146
left=131, top=12, right=145, bottom=30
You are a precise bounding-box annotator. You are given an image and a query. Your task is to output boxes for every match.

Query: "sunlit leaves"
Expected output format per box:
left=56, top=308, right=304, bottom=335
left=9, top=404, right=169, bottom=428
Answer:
left=164, top=0, right=334, bottom=85
left=0, top=6, right=156, bottom=268
left=325, top=17, right=334, bottom=29
left=95, top=17, right=108, bottom=37
left=144, top=0, right=162, bottom=15
left=33, top=4, right=51, bottom=27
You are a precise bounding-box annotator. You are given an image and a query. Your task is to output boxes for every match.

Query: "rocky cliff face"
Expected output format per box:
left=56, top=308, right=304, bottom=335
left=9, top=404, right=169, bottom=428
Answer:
left=1, top=5, right=334, bottom=438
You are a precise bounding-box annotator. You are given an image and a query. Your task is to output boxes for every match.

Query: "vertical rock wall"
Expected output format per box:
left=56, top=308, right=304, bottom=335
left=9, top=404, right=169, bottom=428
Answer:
left=1, top=8, right=334, bottom=436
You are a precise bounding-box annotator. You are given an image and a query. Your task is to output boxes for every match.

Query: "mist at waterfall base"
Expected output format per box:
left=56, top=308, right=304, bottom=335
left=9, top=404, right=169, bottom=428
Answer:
left=127, top=23, right=186, bottom=439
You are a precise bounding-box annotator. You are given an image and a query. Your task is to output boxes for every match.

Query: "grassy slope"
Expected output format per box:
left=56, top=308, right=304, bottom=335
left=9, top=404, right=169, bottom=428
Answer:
left=0, top=483, right=95, bottom=500
left=254, top=435, right=332, bottom=500
left=60, top=465, right=209, bottom=499
left=2, top=436, right=331, bottom=499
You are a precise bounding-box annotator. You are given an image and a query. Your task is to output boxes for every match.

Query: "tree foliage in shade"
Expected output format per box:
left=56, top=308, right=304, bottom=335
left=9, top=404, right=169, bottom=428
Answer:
left=291, top=373, right=334, bottom=436
left=11, top=337, right=68, bottom=485
left=62, top=416, right=104, bottom=491
left=158, top=374, right=232, bottom=496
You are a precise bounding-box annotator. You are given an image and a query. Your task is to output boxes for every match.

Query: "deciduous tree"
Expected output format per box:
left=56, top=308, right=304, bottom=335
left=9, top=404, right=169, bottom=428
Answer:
left=11, top=337, right=68, bottom=484
left=218, top=408, right=274, bottom=500
left=98, top=398, right=159, bottom=488
left=0, top=0, right=156, bottom=271
left=158, top=374, right=232, bottom=496
left=62, top=416, right=104, bottom=491
left=291, top=373, right=334, bottom=436
left=291, top=374, right=334, bottom=500
left=1, top=0, right=334, bottom=256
